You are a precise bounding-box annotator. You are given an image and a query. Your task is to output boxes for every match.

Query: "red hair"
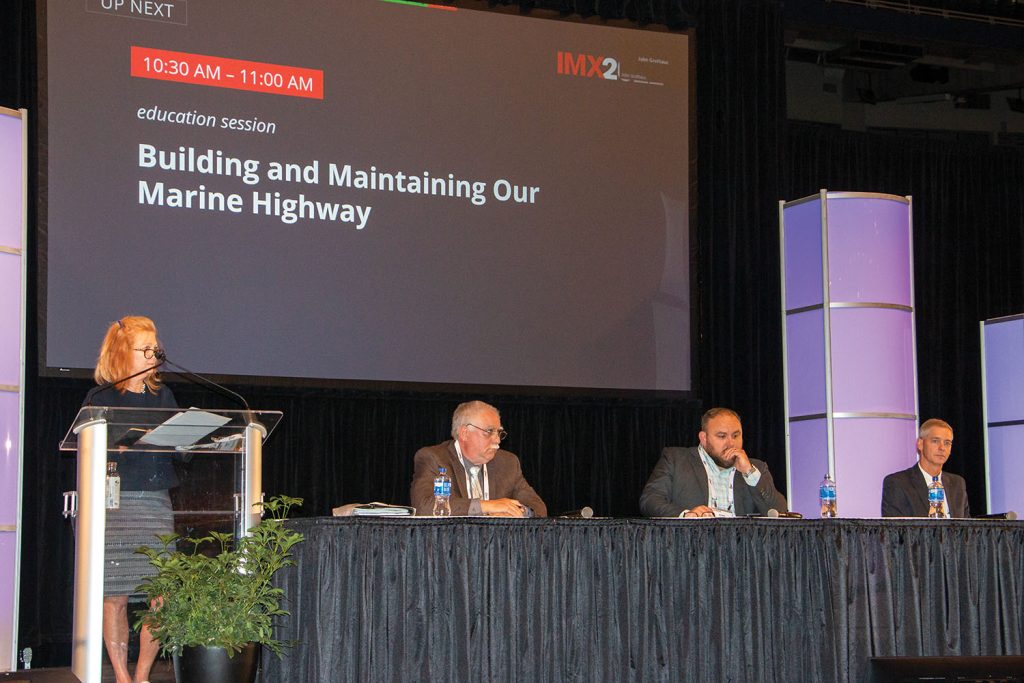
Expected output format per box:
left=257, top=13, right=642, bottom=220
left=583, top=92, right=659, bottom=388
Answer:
left=93, top=316, right=163, bottom=393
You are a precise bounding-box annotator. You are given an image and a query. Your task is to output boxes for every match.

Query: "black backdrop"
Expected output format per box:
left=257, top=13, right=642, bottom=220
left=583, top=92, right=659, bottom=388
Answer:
left=2, top=0, right=1023, bottom=668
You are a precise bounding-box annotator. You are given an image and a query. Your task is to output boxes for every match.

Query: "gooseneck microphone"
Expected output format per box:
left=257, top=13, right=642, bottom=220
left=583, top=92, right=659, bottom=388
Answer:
left=157, top=351, right=250, bottom=411
left=84, top=358, right=167, bottom=405
left=558, top=507, right=594, bottom=519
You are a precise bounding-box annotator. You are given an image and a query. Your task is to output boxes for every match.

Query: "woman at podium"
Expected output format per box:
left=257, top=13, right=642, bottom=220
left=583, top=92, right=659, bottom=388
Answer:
left=81, top=315, right=177, bottom=683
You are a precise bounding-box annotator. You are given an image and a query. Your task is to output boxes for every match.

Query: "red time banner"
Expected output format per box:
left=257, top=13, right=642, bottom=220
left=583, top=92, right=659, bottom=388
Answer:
left=130, top=46, right=324, bottom=100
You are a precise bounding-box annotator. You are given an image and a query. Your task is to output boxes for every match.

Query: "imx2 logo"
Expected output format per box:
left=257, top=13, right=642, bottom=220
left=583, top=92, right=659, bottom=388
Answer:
left=556, top=51, right=619, bottom=81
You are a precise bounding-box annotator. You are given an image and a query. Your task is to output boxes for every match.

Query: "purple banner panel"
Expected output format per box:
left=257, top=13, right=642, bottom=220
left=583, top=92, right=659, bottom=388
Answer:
left=788, top=418, right=828, bottom=518
left=834, top=417, right=917, bottom=518
left=826, top=196, right=912, bottom=306
left=0, top=255, right=22, bottom=387
left=783, top=198, right=824, bottom=311
left=988, top=424, right=1024, bottom=515
left=0, top=111, right=24, bottom=251
left=830, top=308, right=916, bottom=414
left=0, top=392, right=19, bottom=525
left=0, top=532, right=13, bottom=667
left=984, top=318, right=1024, bottom=423
left=1, top=108, right=24, bottom=672
left=786, top=309, right=826, bottom=417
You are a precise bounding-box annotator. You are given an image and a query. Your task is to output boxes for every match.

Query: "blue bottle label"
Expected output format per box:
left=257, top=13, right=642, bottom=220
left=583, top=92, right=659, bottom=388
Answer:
left=434, top=477, right=451, bottom=497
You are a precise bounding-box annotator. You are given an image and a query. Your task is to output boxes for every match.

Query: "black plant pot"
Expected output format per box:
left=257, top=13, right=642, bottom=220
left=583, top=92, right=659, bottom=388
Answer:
left=173, top=643, right=260, bottom=683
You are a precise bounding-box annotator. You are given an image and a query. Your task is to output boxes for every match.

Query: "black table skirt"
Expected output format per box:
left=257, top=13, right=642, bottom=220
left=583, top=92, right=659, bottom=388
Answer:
left=261, top=518, right=1024, bottom=682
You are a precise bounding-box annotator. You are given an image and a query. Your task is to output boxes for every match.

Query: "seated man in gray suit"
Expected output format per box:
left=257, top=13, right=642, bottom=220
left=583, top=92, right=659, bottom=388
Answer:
left=410, top=400, right=547, bottom=517
left=639, top=407, right=788, bottom=517
left=881, top=418, right=970, bottom=518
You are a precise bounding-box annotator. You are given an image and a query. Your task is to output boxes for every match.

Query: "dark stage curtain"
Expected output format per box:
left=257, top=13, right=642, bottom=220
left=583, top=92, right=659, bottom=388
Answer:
left=0, top=1, right=34, bottom=108
left=688, top=0, right=786, bottom=464
left=263, top=518, right=1024, bottom=682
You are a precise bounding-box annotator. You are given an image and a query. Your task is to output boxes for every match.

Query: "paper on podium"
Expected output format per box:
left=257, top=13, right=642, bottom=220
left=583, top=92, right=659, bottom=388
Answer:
left=137, top=408, right=232, bottom=447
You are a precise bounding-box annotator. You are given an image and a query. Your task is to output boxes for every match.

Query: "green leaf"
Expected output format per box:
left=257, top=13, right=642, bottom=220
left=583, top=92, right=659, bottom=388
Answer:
left=133, top=495, right=305, bottom=657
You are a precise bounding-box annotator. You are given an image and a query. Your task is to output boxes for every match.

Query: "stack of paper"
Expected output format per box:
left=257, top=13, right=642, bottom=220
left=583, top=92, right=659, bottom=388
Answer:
left=352, top=503, right=415, bottom=516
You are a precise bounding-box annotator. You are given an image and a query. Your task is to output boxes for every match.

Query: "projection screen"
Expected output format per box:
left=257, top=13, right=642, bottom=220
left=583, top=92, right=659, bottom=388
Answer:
left=42, top=0, right=694, bottom=392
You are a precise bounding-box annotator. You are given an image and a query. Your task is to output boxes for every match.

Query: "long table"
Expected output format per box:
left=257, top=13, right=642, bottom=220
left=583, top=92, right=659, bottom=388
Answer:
left=261, top=518, right=1024, bottom=682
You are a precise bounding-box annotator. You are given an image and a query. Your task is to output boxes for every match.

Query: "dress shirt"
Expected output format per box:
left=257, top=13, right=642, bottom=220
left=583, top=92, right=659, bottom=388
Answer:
left=687, top=445, right=761, bottom=517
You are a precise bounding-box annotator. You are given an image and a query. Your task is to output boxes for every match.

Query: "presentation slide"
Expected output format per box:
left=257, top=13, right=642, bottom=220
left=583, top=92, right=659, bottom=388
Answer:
left=44, top=0, right=692, bottom=392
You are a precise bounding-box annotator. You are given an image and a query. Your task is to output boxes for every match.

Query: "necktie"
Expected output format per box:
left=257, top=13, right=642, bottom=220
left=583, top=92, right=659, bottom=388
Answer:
left=469, top=466, right=483, bottom=499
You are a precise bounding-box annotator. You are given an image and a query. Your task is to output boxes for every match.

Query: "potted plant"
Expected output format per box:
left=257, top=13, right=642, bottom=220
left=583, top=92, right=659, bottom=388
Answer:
left=134, top=495, right=304, bottom=683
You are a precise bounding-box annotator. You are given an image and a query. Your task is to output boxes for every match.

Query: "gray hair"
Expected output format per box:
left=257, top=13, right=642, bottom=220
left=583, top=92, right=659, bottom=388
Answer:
left=919, top=418, right=953, bottom=439
left=451, top=400, right=499, bottom=438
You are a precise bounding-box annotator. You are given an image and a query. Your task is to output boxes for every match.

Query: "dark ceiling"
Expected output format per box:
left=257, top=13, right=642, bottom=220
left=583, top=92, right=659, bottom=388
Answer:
left=784, top=0, right=1024, bottom=105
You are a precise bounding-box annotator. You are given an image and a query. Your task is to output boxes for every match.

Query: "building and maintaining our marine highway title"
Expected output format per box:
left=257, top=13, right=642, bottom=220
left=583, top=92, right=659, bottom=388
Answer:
left=136, top=143, right=542, bottom=230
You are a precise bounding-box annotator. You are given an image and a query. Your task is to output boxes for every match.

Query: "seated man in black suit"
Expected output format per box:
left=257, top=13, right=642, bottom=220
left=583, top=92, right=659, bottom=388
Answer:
left=639, top=407, right=788, bottom=517
left=881, top=418, right=970, bottom=518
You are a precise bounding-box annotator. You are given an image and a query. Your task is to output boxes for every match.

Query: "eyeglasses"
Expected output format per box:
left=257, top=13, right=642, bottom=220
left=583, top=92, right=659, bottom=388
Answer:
left=467, top=424, right=508, bottom=441
left=134, top=347, right=163, bottom=360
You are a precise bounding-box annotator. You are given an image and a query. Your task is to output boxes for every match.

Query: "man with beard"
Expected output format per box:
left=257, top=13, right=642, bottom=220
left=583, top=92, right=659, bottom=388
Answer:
left=410, top=400, right=547, bottom=517
left=639, top=407, right=788, bottom=517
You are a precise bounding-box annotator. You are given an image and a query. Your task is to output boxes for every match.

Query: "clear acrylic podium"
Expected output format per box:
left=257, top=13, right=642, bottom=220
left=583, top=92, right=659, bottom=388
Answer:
left=58, top=407, right=282, bottom=683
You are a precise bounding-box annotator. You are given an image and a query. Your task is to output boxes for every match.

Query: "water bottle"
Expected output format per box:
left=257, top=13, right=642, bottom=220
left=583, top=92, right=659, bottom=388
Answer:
left=432, top=466, right=451, bottom=517
left=819, top=473, right=837, bottom=518
left=105, top=461, right=121, bottom=510
left=928, top=476, right=946, bottom=518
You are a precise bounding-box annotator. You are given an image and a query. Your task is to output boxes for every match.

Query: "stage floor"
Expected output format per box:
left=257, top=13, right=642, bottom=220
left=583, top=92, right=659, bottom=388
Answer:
left=0, top=660, right=175, bottom=682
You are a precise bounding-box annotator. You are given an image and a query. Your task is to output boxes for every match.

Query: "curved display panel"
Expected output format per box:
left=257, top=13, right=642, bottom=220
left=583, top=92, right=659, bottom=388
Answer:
left=781, top=191, right=917, bottom=517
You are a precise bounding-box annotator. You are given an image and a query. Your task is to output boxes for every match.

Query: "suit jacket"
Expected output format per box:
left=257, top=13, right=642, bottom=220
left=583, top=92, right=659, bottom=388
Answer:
left=410, top=440, right=547, bottom=517
left=639, top=446, right=788, bottom=517
left=881, top=464, right=970, bottom=518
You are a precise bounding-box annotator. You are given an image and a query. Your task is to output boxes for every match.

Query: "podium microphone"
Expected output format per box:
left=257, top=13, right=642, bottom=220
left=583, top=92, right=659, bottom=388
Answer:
left=84, top=358, right=167, bottom=405
left=558, top=506, right=594, bottom=519
left=973, top=511, right=1018, bottom=520
left=157, top=352, right=250, bottom=411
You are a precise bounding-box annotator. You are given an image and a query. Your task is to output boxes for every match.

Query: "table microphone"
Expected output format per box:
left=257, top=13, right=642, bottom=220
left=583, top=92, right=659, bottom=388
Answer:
left=973, top=511, right=1018, bottom=520
left=766, top=509, right=803, bottom=519
left=559, top=507, right=594, bottom=518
